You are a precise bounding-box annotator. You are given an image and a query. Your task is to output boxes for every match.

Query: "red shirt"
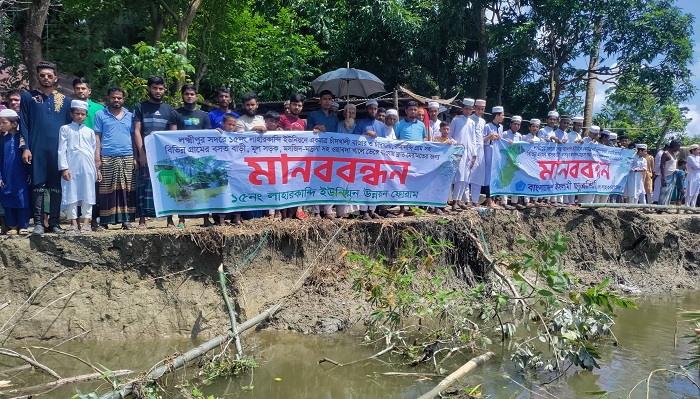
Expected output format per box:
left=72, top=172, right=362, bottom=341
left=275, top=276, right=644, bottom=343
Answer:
left=279, top=113, right=307, bottom=131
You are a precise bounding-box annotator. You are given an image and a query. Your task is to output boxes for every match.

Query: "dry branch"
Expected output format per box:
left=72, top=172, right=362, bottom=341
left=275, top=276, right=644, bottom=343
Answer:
left=5, top=369, right=132, bottom=397
left=416, top=351, right=495, bottom=399
left=0, top=348, right=60, bottom=380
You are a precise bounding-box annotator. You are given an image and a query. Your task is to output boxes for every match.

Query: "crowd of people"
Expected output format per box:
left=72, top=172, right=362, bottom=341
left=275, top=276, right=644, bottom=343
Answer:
left=0, top=62, right=697, bottom=236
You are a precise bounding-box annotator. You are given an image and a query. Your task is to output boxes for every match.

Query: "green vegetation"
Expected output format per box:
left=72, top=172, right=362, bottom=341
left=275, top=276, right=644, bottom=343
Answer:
left=154, top=156, right=230, bottom=203
left=348, top=229, right=636, bottom=378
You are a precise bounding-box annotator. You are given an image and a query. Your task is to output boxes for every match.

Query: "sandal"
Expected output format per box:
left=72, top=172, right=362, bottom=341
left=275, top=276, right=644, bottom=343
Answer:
left=6, top=230, right=16, bottom=236
left=122, top=223, right=132, bottom=230
left=65, top=225, right=79, bottom=234
left=80, top=226, right=93, bottom=234
left=18, top=229, right=29, bottom=235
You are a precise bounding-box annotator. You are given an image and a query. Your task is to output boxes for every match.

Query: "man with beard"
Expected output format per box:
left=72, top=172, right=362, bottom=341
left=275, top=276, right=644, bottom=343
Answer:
left=352, top=100, right=384, bottom=138
left=279, top=94, right=306, bottom=131
left=133, top=76, right=175, bottom=229
left=20, top=61, right=72, bottom=235
left=72, top=78, right=103, bottom=129
left=236, top=92, right=266, bottom=133
left=94, top=86, right=136, bottom=231
left=307, top=90, right=339, bottom=134
left=208, top=88, right=239, bottom=130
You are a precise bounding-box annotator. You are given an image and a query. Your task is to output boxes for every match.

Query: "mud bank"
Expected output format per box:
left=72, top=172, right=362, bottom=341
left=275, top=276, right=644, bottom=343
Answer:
left=0, top=208, right=698, bottom=342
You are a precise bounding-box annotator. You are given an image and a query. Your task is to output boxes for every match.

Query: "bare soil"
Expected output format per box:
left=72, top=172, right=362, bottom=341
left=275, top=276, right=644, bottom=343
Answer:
left=0, top=208, right=697, bottom=342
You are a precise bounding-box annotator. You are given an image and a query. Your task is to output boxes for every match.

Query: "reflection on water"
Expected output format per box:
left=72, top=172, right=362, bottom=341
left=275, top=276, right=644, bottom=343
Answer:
left=4, top=292, right=700, bottom=398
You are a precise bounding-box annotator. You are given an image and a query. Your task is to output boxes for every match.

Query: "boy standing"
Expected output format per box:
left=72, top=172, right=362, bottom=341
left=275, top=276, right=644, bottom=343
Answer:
left=0, top=109, right=31, bottom=234
left=58, top=100, right=102, bottom=234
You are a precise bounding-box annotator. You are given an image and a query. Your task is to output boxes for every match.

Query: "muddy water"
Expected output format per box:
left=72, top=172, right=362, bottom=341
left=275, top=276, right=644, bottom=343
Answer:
left=5, top=291, right=700, bottom=398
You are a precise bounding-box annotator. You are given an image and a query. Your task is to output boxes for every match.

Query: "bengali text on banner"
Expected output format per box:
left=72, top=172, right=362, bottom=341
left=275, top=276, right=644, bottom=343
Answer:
left=490, top=141, right=636, bottom=197
left=144, top=131, right=464, bottom=216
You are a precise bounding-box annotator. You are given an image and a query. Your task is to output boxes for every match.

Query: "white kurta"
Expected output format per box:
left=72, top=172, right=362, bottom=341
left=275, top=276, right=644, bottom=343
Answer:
left=537, top=126, right=554, bottom=141
left=429, top=119, right=441, bottom=139
left=523, top=133, right=541, bottom=143
left=58, top=122, right=98, bottom=207
left=582, top=137, right=597, bottom=144
left=502, top=129, right=522, bottom=143
left=482, top=122, right=502, bottom=186
left=624, top=155, right=647, bottom=198
left=451, top=116, right=471, bottom=183
left=686, top=154, right=700, bottom=202
left=553, top=128, right=567, bottom=142
left=467, top=115, right=486, bottom=185
left=567, top=131, right=582, bottom=143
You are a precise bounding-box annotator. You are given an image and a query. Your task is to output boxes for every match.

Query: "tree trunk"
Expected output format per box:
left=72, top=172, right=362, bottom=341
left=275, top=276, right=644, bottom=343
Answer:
left=148, top=2, right=165, bottom=45
left=583, top=18, right=603, bottom=134
left=172, top=0, right=204, bottom=93
left=476, top=0, right=488, bottom=99
left=22, top=0, right=51, bottom=89
left=548, top=65, right=561, bottom=111
left=495, top=57, right=504, bottom=105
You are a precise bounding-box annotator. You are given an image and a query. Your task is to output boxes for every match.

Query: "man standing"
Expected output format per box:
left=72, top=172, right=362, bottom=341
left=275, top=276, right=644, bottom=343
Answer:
left=208, top=88, right=239, bottom=130
left=307, top=90, right=339, bottom=134
left=308, top=90, right=339, bottom=219
left=568, top=116, right=584, bottom=144
left=625, top=144, right=649, bottom=204
left=352, top=100, right=385, bottom=138
left=482, top=105, right=504, bottom=208
left=382, top=109, right=399, bottom=140
left=553, top=115, right=570, bottom=143
left=168, top=84, right=212, bottom=228
left=279, top=94, right=306, bottom=131
left=538, top=111, right=558, bottom=142
left=133, top=76, right=175, bottom=229
left=427, top=101, right=441, bottom=140
left=376, top=107, right=387, bottom=124
left=467, top=99, right=487, bottom=207
left=236, top=92, right=266, bottom=133
left=659, top=140, right=681, bottom=205
left=94, top=87, right=135, bottom=230
left=449, top=99, right=475, bottom=210
left=394, top=101, right=427, bottom=141
left=20, top=61, right=72, bottom=235
left=72, top=78, right=104, bottom=129
left=583, top=125, right=600, bottom=144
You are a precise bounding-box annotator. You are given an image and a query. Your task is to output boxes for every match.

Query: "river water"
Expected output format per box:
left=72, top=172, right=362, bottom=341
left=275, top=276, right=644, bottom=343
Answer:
left=5, top=291, right=700, bottom=398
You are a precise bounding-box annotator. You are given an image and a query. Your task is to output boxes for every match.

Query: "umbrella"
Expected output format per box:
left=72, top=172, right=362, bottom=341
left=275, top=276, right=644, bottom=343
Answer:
left=311, top=67, right=386, bottom=100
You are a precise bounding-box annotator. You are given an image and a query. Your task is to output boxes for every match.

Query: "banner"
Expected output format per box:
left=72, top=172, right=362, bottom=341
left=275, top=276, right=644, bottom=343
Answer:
left=490, top=141, right=635, bottom=197
left=144, top=131, right=463, bottom=216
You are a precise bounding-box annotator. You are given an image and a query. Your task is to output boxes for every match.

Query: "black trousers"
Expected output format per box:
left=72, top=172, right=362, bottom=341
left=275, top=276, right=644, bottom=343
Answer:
left=32, top=183, right=62, bottom=227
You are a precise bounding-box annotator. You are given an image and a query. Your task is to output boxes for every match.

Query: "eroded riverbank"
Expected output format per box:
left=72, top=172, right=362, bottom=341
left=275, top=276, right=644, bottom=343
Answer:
left=0, top=208, right=698, bottom=342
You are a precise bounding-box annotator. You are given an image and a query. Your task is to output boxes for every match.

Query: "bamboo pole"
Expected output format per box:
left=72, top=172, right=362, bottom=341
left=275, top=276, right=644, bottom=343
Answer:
left=416, top=352, right=494, bottom=399
left=99, top=304, right=281, bottom=399
left=6, top=370, right=132, bottom=397
left=217, top=264, right=243, bottom=359
left=579, top=203, right=699, bottom=211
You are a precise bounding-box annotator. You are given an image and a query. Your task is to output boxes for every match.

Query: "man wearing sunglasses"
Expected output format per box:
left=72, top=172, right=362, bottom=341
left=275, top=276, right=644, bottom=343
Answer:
left=19, top=61, right=73, bottom=235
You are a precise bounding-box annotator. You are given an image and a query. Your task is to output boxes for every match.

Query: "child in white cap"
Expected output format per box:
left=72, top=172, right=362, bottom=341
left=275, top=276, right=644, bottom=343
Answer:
left=58, top=100, right=102, bottom=233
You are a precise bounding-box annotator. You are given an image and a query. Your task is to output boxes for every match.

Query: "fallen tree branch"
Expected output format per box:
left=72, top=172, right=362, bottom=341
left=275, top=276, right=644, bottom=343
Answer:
left=5, top=369, right=132, bottom=397
left=416, top=352, right=495, bottom=399
left=0, top=348, right=61, bottom=380
left=99, top=304, right=281, bottom=399
left=0, top=301, right=10, bottom=312
left=381, top=372, right=442, bottom=377
left=318, top=343, right=395, bottom=367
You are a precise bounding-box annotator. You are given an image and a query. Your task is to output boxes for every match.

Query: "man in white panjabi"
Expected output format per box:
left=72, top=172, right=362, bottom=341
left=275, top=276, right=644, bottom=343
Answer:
left=427, top=101, right=442, bottom=140
left=538, top=110, right=558, bottom=142
left=652, top=142, right=669, bottom=203
left=483, top=106, right=506, bottom=208
left=467, top=99, right=487, bottom=206
left=58, top=100, right=101, bottom=234
left=502, top=115, right=529, bottom=209
left=595, top=130, right=612, bottom=203
left=624, top=144, right=649, bottom=204
left=685, top=144, right=700, bottom=208
left=450, top=98, right=475, bottom=211
left=568, top=116, right=584, bottom=144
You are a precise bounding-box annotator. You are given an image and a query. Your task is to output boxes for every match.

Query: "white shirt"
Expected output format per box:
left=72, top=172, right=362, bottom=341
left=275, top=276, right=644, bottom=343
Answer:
left=235, top=114, right=265, bottom=133
left=537, top=126, right=554, bottom=141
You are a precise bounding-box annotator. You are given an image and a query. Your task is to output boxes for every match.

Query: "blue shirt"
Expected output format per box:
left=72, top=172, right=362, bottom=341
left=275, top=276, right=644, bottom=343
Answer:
left=352, top=118, right=385, bottom=136
left=394, top=119, right=426, bottom=141
left=94, top=108, right=134, bottom=157
left=306, top=109, right=339, bottom=133
left=208, top=109, right=240, bottom=130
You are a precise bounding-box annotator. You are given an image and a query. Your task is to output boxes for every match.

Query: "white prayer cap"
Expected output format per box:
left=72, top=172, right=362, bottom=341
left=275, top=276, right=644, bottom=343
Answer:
left=366, top=99, right=378, bottom=106
left=344, top=103, right=356, bottom=110
left=547, top=110, right=559, bottom=118
left=462, top=98, right=475, bottom=106
left=609, top=132, right=618, bottom=140
left=0, top=109, right=18, bottom=118
left=71, top=100, right=88, bottom=110
left=492, top=106, right=504, bottom=113
left=331, top=102, right=339, bottom=109
left=530, top=118, right=541, bottom=126
left=689, top=144, right=699, bottom=150
left=428, top=101, right=440, bottom=110
left=600, top=129, right=611, bottom=136
left=590, top=125, right=601, bottom=134
left=573, top=116, right=584, bottom=123
left=511, top=115, right=522, bottom=123
left=475, top=99, right=486, bottom=106
left=386, top=109, right=399, bottom=116
left=636, top=143, right=648, bottom=149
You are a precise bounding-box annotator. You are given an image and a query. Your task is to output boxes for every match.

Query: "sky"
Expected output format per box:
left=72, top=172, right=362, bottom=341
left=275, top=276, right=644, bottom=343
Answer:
left=592, top=0, right=700, bottom=135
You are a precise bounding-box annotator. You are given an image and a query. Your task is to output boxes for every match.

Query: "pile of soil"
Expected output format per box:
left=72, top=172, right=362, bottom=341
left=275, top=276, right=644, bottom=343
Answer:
left=0, top=208, right=697, bottom=342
